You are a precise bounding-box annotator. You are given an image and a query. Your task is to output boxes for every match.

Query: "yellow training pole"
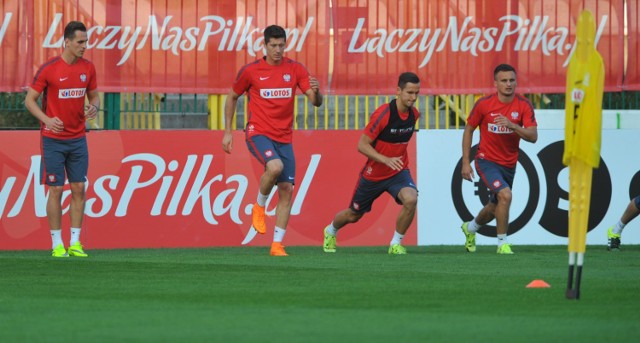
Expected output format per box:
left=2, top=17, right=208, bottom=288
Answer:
left=563, top=10, right=605, bottom=300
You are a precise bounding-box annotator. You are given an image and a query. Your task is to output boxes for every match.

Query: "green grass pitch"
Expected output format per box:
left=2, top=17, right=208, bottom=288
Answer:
left=1, top=245, right=638, bottom=342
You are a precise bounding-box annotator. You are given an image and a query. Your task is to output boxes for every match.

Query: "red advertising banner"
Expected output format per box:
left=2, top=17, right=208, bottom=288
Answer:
left=626, top=0, right=640, bottom=90
left=1, top=0, right=330, bottom=94
left=0, top=0, right=28, bottom=91
left=0, top=0, right=630, bottom=94
left=0, top=130, right=417, bottom=250
left=331, top=0, right=625, bottom=94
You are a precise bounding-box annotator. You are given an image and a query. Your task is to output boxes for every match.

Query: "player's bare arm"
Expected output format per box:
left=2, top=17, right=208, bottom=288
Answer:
left=461, top=125, right=476, bottom=181
left=495, top=115, right=538, bottom=143
left=357, top=134, right=403, bottom=171
left=84, top=89, right=100, bottom=120
left=25, top=88, right=64, bottom=134
left=222, top=90, right=241, bottom=154
left=305, top=76, right=323, bottom=107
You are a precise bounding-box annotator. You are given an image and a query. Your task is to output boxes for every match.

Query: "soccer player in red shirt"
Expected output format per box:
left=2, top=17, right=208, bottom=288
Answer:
left=25, top=21, right=99, bottom=258
left=322, top=72, right=420, bottom=255
left=460, top=64, right=538, bottom=254
left=222, top=25, right=323, bottom=256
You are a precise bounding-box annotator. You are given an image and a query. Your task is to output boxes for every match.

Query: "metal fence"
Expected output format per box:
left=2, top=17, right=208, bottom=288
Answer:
left=2, top=91, right=639, bottom=130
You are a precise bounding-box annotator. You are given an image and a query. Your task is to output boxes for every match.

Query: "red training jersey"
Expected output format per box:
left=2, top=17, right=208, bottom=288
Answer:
left=30, top=56, right=98, bottom=139
left=232, top=57, right=311, bottom=143
left=467, top=93, right=537, bottom=168
left=361, top=101, right=420, bottom=181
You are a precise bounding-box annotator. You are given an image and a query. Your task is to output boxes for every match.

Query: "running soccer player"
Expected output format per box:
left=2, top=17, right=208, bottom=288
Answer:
left=25, top=21, right=99, bottom=258
left=322, top=72, right=420, bottom=255
left=460, top=64, right=538, bottom=254
left=222, top=25, right=323, bottom=256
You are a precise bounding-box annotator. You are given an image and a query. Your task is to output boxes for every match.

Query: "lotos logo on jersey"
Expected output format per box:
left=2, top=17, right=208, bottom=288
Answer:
left=260, top=88, right=292, bottom=99
left=390, top=127, right=414, bottom=135
left=487, top=123, right=513, bottom=134
left=59, top=88, right=86, bottom=99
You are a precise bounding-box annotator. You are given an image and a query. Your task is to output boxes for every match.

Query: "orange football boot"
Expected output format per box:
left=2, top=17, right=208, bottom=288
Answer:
left=252, top=203, right=267, bottom=234
left=270, top=242, right=288, bottom=256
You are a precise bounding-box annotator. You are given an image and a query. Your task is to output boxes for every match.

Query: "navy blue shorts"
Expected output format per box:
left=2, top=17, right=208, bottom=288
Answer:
left=634, top=196, right=640, bottom=209
left=349, top=169, right=417, bottom=214
left=246, top=135, right=295, bottom=184
left=40, top=136, right=89, bottom=186
left=475, top=158, right=515, bottom=204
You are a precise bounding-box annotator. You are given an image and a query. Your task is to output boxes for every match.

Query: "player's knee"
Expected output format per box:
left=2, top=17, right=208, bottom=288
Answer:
left=351, top=213, right=364, bottom=223
left=69, top=182, right=85, bottom=194
left=347, top=210, right=364, bottom=223
left=280, top=182, right=293, bottom=192
left=277, top=182, right=294, bottom=199
left=399, top=189, right=418, bottom=210
left=497, top=188, right=512, bottom=204
left=48, top=185, right=64, bottom=197
left=403, top=196, right=417, bottom=211
left=265, top=159, right=284, bottom=176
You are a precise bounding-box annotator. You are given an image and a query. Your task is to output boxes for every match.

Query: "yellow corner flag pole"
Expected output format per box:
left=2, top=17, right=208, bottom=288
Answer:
left=563, top=10, right=605, bottom=300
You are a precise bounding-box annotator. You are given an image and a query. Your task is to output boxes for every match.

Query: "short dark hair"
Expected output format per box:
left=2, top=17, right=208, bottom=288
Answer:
left=264, top=25, right=286, bottom=44
left=64, top=21, right=87, bottom=40
left=493, top=64, right=516, bottom=79
left=398, top=72, right=420, bottom=89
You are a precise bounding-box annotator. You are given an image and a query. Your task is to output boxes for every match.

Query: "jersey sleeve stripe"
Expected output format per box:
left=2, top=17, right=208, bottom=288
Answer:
left=235, top=60, right=259, bottom=81
left=32, top=57, right=60, bottom=85
left=467, top=94, right=493, bottom=122
left=516, top=94, right=536, bottom=114
left=292, top=59, right=310, bottom=73
left=368, top=106, right=390, bottom=134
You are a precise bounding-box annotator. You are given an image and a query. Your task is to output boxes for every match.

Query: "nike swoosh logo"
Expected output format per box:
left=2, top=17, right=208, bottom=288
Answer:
left=259, top=76, right=269, bottom=80
left=60, top=77, right=68, bottom=81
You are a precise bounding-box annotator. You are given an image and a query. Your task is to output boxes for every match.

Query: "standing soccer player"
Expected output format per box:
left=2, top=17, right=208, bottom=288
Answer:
left=25, top=21, right=99, bottom=257
left=222, top=25, right=323, bottom=256
left=460, top=64, right=537, bottom=254
left=322, top=72, right=420, bottom=255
